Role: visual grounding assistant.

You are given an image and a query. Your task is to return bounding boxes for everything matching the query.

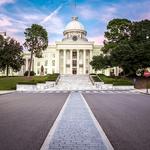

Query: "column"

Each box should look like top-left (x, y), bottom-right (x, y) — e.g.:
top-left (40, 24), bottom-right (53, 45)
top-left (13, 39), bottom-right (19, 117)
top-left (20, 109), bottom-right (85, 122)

top-left (26, 58), bottom-right (28, 71)
top-left (89, 50), bottom-right (93, 73)
top-left (70, 50), bottom-right (72, 74)
top-left (63, 50), bottom-right (66, 74)
top-left (83, 50), bottom-right (86, 74)
top-left (77, 50), bottom-right (79, 75)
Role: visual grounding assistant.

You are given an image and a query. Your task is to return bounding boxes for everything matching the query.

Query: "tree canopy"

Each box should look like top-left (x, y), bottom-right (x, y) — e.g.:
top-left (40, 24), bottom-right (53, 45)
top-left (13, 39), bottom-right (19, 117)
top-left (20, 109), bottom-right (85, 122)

top-left (0, 35), bottom-right (24, 76)
top-left (24, 24), bottom-right (48, 77)
top-left (90, 54), bottom-right (111, 71)
top-left (90, 19), bottom-right (150, 76)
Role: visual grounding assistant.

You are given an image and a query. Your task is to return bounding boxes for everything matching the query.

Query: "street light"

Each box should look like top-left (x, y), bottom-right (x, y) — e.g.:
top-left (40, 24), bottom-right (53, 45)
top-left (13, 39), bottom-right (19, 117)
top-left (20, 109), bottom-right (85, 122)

top-left (145, 35), bottom-right (149, 94)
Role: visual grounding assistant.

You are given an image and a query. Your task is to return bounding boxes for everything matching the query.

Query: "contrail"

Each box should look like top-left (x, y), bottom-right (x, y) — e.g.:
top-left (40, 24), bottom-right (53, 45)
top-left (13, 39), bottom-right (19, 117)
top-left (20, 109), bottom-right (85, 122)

top-left (41, 4), bottom-right (62, 24)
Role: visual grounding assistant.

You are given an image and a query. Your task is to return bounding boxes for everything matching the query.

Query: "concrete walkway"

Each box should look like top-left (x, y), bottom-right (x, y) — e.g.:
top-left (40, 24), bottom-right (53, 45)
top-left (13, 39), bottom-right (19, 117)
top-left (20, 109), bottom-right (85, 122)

top-left (135, 89), bottom-right (150, 94)
top-left (0, 90), bottom-right (15, 95)
top-left (41, 92), bottom-right (113, 150)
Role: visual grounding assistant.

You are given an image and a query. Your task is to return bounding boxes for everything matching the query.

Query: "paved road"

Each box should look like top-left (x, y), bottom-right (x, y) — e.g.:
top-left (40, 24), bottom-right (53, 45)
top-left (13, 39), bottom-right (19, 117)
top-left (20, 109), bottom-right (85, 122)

top-left (83, 93), bottom-right (150, 150)
top-left (0, 92), bottom-right (69, 150)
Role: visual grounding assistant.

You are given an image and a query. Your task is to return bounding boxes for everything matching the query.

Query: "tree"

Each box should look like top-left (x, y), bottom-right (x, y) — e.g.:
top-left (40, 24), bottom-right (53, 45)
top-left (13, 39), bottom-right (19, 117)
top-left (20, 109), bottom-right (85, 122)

top-left (24, 24), bottom-right (48, 77)
top-left (0, 35), bottom-right (24, 76)
top-left (90, 54), bottom-right (111, 71)
top-left (102, 18), bottom-right (132, 54)
top-left (95, 19), bottom-right (150, 76)
top-left (90, 19), bottom-right (133, 75)
top-left (109, 20), bottom-right (150, 76)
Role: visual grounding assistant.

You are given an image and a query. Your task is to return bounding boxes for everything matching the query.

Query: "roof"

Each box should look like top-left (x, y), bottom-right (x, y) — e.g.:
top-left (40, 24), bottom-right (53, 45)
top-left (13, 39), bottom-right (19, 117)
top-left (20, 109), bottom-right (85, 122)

top-left (64, 16), bottom-right (85, 31)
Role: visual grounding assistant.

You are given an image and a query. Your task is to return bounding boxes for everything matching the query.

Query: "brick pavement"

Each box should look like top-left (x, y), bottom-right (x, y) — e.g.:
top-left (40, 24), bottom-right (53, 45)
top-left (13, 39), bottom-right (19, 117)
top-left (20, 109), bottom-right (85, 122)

top-left (41, 92), bottom-right (113, 150)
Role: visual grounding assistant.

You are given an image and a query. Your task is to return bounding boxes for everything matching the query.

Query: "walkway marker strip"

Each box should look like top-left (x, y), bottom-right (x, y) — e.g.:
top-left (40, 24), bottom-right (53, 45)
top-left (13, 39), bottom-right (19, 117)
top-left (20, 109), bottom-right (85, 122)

top-left (40, 93), bottom-right (71, 150)
top-left (80, 93), bottom-right (114, 150)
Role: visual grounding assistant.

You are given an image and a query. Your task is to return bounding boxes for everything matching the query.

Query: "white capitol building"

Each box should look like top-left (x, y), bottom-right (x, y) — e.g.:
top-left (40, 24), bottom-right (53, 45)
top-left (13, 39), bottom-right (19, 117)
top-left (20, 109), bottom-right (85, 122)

top-left (1, 16), bottom-right (120, 76)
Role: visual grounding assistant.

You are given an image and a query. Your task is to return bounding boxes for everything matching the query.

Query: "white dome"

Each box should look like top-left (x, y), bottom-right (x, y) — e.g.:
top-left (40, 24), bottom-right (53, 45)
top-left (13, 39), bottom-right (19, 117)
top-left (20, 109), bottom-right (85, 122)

top-left (64, 17), bottom-right (85, 31)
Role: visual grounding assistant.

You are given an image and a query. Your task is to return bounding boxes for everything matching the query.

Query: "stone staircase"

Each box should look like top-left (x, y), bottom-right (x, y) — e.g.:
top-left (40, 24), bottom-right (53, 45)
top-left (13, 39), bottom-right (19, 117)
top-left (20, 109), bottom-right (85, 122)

top-left (17, 75), bottom-right (134, 91)
top-left (47, 75), bottom-right (96, 91)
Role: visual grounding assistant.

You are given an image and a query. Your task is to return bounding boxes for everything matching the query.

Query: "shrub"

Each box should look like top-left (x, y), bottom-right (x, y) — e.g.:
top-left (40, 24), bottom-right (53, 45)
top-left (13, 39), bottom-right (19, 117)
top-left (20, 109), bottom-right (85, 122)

top-left (24, 71), bottom-right (36, 76)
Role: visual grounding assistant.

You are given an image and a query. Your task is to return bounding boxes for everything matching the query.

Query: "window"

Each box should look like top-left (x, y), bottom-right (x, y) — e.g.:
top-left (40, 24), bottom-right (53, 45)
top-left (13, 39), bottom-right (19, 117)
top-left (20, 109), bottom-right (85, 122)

top-left (66, 64), bottom-right (70, 67)
top-left (72, 60), bottom-right (77, 67)
top-left (45, 60), bottom-right (48, 66)
top-left (53, 54), bottom-right (55, 58)
top-left (45, 68), bottom-right (47, 74)
top-left (72, 51), bottom-right (77, 59)
top-left (52, 60), bottom-right (55, 66)
top-left (52, 68), bottom-right (55, 74)
top-left (37, 69), bottom-right (40, 74)
top-left (79, 51), bottom-right (82, 60)
top-left (79, 64), bottom-right (83, 67)
top-left (37, 62), bottom-right (40, 66)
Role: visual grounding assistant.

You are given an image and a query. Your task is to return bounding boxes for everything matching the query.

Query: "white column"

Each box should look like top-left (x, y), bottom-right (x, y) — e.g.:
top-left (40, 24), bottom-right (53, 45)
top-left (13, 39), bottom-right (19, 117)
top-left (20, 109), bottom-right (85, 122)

top-left (77, 49), bottom-right (79, 74)
top-left (63, 50), bottom-right (66, 74)
top-left (70, 50), bottom-right (72, 74)
top-left (89, 50), bottom-right (93, 73)
top-left (83, 50), bottom-right (86, 74)
top-left (26, 58), bottom-right (28, 71)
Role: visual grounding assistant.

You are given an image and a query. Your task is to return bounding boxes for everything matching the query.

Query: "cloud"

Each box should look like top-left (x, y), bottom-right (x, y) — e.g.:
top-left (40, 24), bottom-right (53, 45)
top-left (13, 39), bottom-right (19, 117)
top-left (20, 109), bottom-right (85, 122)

top-left (77, 4), bottom-right (117, 23)
top-left (0, 17), bottom-right (12, 26)
top-left (100, 6), bottom-right (117, 22)
top-left (77, 5), bottom-right (97, 20)
top-left (0, 0), bottom-right (15, 5)
top-left (140, 12), bottom-right (150, 19)
top-left (88, 35), bottom-right (104, 45)
top-left (40, 5), bottom-right (65, 35)
top-left (0, 4), bottom-right (65, 44)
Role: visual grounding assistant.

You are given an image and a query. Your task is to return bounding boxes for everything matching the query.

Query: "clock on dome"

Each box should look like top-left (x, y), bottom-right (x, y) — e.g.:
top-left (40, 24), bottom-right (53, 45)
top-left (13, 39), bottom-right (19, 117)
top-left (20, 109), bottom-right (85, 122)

top-left (72, 35), bottom-right (78, 41)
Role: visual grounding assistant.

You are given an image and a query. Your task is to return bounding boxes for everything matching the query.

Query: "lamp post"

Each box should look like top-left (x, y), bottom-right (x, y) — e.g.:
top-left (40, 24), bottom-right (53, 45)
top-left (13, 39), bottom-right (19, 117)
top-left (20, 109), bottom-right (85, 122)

top-left (145, 35), bottom-right (149, 94)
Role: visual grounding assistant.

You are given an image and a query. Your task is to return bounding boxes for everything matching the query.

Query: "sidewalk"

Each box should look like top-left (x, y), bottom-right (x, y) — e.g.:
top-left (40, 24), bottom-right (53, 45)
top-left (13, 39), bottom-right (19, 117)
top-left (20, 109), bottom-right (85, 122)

top-left (41, 92), bottom-right (113, 150)
top-left (135, 89), bottom-right (150, 94)
top-left (0, 90), bottom-right (15, 95)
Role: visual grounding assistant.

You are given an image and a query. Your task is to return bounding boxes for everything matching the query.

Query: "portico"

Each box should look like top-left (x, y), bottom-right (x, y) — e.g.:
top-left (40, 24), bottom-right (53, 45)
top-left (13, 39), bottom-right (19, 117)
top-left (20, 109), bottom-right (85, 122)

top-left (59, 49), bottom-right (92, 74)
top-left (56, 16), bottom-right (94, 75)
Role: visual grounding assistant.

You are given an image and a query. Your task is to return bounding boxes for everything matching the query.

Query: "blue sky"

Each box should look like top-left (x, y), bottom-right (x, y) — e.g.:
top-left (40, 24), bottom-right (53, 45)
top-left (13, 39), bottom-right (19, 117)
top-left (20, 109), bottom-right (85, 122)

top-left (0, 0), bottom-right (150, 45)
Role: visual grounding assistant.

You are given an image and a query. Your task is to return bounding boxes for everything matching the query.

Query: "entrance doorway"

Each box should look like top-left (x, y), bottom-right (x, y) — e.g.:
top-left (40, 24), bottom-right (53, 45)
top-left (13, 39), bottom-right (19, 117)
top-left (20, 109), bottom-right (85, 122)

top-left (72, 68), bottom-right (77, 74)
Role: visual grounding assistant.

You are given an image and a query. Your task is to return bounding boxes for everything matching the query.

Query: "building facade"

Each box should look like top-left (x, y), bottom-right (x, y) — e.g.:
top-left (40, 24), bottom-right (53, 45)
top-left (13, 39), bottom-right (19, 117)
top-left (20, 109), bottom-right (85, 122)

top-left (23, 16), bottom-right (104, 76)
top-left (1, 16), bottom-right (118, 76)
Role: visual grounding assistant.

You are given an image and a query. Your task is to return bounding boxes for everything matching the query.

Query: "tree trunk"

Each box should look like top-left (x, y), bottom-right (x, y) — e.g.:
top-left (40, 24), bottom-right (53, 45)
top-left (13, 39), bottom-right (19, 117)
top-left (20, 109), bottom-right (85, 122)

top-left (28, 50), bottom-right (33, 77)
top-left (6, 65), bottom-right (9, 77)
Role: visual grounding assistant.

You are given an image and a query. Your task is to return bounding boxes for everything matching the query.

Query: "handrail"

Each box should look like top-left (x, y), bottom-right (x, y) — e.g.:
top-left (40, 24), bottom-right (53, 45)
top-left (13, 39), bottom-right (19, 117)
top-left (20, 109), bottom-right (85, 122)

top-left (55, 74), bottom-right (60, 85)
top-left (89, 74), bottom-right (95, 85)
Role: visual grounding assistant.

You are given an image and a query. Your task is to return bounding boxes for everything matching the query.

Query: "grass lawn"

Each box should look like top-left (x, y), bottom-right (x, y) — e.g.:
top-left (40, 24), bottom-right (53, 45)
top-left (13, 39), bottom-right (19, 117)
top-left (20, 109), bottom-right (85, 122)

top-left (0, 74), bottom-right (59, 90)
top-left (98, 74), bottom-right (133, 86)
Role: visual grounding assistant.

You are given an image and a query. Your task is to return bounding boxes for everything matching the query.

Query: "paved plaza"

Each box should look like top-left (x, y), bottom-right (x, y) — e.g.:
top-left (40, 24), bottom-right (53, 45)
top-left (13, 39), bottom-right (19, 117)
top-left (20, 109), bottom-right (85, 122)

top-left (41, 92), bottom-right (113, 150)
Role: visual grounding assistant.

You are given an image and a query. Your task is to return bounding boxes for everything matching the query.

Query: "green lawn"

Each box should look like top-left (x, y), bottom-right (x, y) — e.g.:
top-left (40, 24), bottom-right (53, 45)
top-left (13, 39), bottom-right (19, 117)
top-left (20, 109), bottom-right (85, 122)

top-left (0, 74), bottom-right (59, 90)
top-left (98, 74), bottom-right (133, 86)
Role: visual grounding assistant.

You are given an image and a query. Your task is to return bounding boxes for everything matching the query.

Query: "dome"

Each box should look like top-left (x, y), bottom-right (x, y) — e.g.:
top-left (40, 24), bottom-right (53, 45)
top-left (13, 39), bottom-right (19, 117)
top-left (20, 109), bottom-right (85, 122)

top-left (62, 16), bottom-right (88, 42)
top-left (64, 16), bottom-right (85, 31)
